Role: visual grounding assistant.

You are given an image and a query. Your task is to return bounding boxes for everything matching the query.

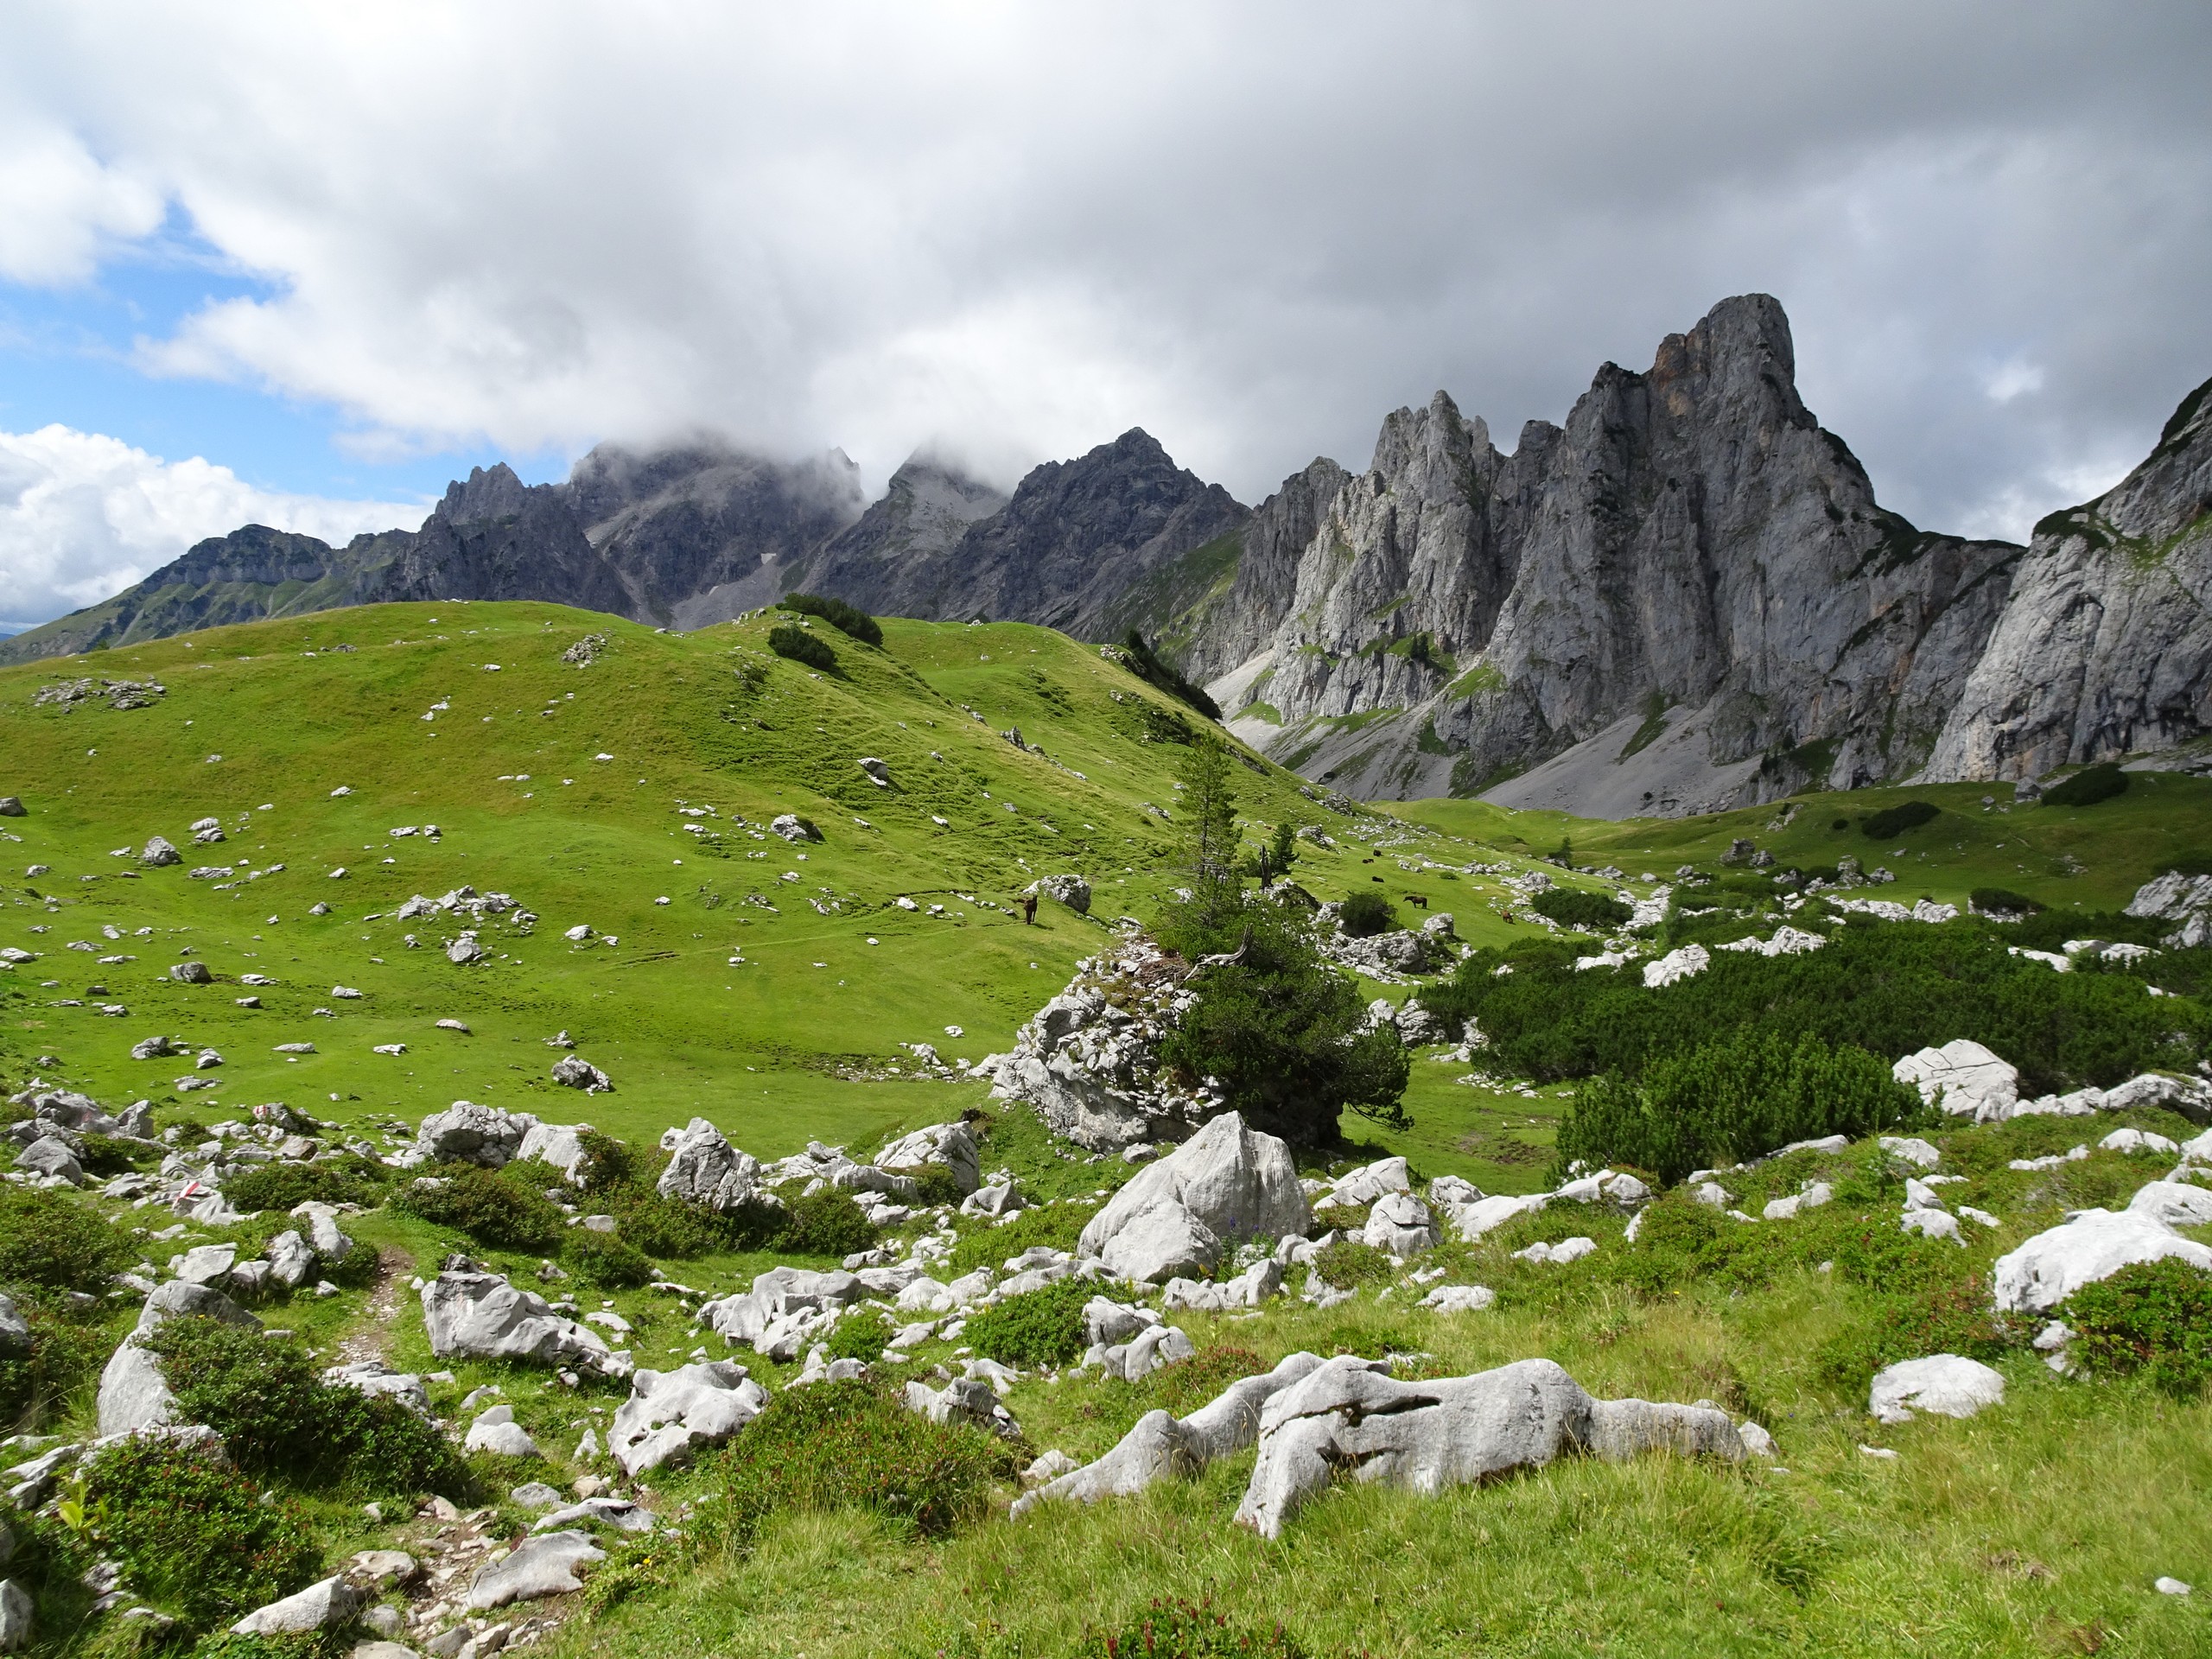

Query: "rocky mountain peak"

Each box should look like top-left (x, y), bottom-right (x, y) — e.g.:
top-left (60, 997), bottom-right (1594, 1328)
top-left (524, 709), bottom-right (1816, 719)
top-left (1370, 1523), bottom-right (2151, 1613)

top-left (433, 462), bottom-right (533, 527)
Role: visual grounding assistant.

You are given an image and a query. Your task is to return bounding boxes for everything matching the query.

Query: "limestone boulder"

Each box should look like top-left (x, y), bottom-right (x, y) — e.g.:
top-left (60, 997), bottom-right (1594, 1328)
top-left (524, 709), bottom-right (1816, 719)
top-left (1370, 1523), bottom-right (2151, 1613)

top-left (608, 1360), bottom-right (768, 1476)
top-left (517, 1122), bottom-right (595, 1183)
top-left (1893, 1039), bottom-right (2018, 1122)
top-left (420, 1272), bottom-right (628, 1376)
top-left (1868, 1355), bottom-right (2006, 1424)
top-left (414, 1102), bottom-right (537, 1168)
top-left (1233, 1356), bottom-right (1744, 1539)
top-left (1993, 1209), bottom-right (2212, 1313)
top-left (97, 1281), bottom-right (259, 1437)
top-left (465, 1531), bottom-right (605, 1609)
top-left (874, 1120), bottom-right (982, 1194)
top-left (229, 1575), bottom-right (365, 1637)
top-left (1362, 1192), bottom-right (1440, 1257)
top-left (657, 1118), bottom-right (769, 1212)
top-left (1078, 1112), bottom-right (1307, 1282)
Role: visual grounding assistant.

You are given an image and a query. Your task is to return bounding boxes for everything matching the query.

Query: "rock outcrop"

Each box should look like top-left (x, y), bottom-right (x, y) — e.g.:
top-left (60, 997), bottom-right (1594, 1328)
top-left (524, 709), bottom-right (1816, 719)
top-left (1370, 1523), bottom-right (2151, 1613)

top-left (1077, 1111), bottom-right (1309, 1282)
top-left (1924, 375), bottom-right (2212, 782)
top-left (1233, 1356), bottom-right (1746, 1538)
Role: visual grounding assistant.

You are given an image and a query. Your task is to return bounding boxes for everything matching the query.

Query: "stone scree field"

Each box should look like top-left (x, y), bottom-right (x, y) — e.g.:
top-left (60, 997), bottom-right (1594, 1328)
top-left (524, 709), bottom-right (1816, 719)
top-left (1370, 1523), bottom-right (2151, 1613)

top-left (0, 602), bottom-right (2208, 1657)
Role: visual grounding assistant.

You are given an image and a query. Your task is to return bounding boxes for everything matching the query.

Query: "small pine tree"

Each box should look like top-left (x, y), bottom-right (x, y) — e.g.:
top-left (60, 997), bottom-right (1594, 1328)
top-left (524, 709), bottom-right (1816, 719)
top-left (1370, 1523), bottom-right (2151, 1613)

top-left (1176, 741), bottom-right (1241, 929)
top-left (1266, 822), bottom-right (1298, 880)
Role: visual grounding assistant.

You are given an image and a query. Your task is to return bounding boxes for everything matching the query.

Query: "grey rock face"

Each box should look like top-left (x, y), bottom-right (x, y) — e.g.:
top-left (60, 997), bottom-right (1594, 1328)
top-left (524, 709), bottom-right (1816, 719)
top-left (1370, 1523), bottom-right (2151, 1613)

top-left (1208, 296), bottom-right (2020, 814)
top-left (0, 1296), bottom-right (29, 1358)
top-left (873, 1121), bottom-right (982, 1194)
top-left (14, 1136), bottom-right (82, 1185)
top-left (1927, 376), bottom-right (2212, 781)
top-left (465, 1530), bottom-right (606, 1609)
top-left (1078, 1110), bottom-right (1310, 1282)
top-left (657, 1118), bottom-right (767, 1211)
top-left (1234, 1355), bottom-right (1745, 1538)
top-left (419, 1271), bottom-right (627, 1376)
top-left (98, 1281), bottom-right (260, 1436)
top-left (608, 1360), bottom-right (768, 1476)
top-left (549, 1055), bottom-right (612, 1094)
top-left (229, 1574), bottom-right (365, 1637)
top-left (414, 1102), bottom-right (537, 1167)
top-left (796, 456), bottom-right (1011, 619)
top-left (0, 1579), bottom-right (29, 1651)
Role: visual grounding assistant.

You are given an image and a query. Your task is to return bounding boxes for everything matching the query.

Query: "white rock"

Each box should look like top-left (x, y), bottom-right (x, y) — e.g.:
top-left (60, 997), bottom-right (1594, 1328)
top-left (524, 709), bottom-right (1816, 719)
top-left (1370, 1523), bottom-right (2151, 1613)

top-left (1079, 1113), bottom-right (1311, 1283)
top-left (1160, 1258), bottom-right (1284, 1313)
top-left (2100, 1128), bottom-right (2179, 1156)
top-left (464, 1531), bottom-right (605, 1609)
top-left (1361, 1192), bottom-right (1440, 1257)
top-left (2156, 1576), bottom-right (2193, 1596)
top-left (1901, 1208), bottom-right (1963, 1243)
top-left (2128, 1179), bottom-right (2212, 1228)
top-left (0, 1580), bottom-right (29, 1653)
top-left (517, 1122), bottom-right (595, 1184)
top-left (1512, 1236), bottom-right (1596, 1265)
top-left (1642, 944), bottom-right (1710, 988)
top-left (98, 1281), bottom-right (259, 1436)
top-left (414, 1102), bottom-right (537, 1167)
top-left (608, 1361), bottom-right (768, 1476)
top-left (464, 1405), bottom-right (542, 1458)
top-left (229, 1574), bottom-right (365, 1636)
top-left (656, 1118), bottom-right (768, 1212)
top-left (1868, 1355), bottom-right (2005, 1424)
top-left (1879, 1136), bottom-right (1942, 1168)
top-left (1436, 1192), bottom-right (1547, 1241)
top-left (1416, 1285), bottom-right (1496, 1313)
top-left (1892, 1039), bottom-right (2018, 1122)
top-left (1233, 1356), bottom-right (1744, 1539)
top-left (420, 1272), bottom-right (628, 1376)
top-left (1993, 1209), bottom-right (2212, 1312)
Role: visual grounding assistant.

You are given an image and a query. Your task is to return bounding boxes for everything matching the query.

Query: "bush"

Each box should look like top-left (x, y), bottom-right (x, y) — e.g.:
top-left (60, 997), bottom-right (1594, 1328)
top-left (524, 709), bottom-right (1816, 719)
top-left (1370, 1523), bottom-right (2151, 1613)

top-left (0, 1297), bottom-right (116, 1429)
top-left (1155, 895), bottom-right (1409, 1145)
top-left (565, 1228), bottom-right (653, 1288)
top-left (224, 1160), bottom-right (378, 1215)
top-left (82, 1437), bottom-right (322, 1631)
top-left (1336, 890), bottom-right (1398, 938)
top-left (391, 1166), bottom-right (565, 1253)
top-left (572, 1130), bottom-right (639, 1192)
top-left (601, 1180), bottom-right (775, 1257)
top-left (823, 1310), bottom-right (890, 1363)
top-left (1554, 1029), bottom-right (1926, 1185)
top-left (696, 1378), bottom-right (1014, 1553)
top-left (777, 1187), bottom-right (876, 1258)
top-left (75, 1134), bottom-right (149, 1176)
top-left (1861, 800), bottom-right (1941, 839)
top-left (961, 1280), bottom-right (1091, 1368)
top-left (1530, 887), bottom-right (1633, 932)
top-left (1080, 1598), bottom-right (1307, 1657)
top-left (2042, 762), bottom-right (2130, 808)
top-left (1416, 918), bottom-right (2210, 1098)
top-left (780, 593), bottom-right (883, 647)
top-left (1306, 1239), bottom-right (1397, 1288)
top-left (947, 1200), bottom-right (1099, 1278)
top-left (0, 1186), bottom-right (130, 1291)
top-left (144, 1316), bottom-right (471, 1497)
top-left (2063, 1258), bottom-right (2212, 1396)
top-left (1811, 1276), bottom-right (2030, 1397)
top-left (1970, 887), bottom-right (2044, 918)
top-left (1116, 629), bottom-right (1221, 720)
top-left (766, 623), bottom-right (837, 672)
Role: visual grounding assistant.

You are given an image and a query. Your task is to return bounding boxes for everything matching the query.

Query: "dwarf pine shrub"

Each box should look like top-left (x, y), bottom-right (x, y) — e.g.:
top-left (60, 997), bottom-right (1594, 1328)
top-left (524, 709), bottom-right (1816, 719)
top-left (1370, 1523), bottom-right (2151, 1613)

top-left (565, 1227), bottom-right (654, 1288)
top-left (962, 1280), bottom-right (1091, 1367)
top-left (767, 623), bottom-right (837, 672)
top-left (0, 1187), bottom-right (131, 1292)
top-left (391, 1166), bottom-right (565, 1253)
top-left (2064, 1258), bottom-right (2212, 1396)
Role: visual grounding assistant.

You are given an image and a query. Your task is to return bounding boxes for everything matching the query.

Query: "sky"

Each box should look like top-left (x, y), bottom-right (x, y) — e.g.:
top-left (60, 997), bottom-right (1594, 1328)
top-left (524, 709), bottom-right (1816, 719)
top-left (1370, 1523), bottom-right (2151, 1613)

top-left (1, 2), bottom-right (2209, 631)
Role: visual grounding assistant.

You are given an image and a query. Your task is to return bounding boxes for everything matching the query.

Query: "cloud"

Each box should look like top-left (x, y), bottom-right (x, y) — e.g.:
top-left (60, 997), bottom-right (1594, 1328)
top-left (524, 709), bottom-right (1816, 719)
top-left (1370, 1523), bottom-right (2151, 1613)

top-left (0, 0), bottom-right (2205, 562)
top-left (0, 424), bottom-right (417, 627)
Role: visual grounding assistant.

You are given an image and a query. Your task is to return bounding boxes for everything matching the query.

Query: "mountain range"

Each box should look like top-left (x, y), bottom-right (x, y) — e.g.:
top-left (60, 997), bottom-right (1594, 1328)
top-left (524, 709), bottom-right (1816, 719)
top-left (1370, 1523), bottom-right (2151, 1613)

top-left (10, 295), bottom-right (2208, 817)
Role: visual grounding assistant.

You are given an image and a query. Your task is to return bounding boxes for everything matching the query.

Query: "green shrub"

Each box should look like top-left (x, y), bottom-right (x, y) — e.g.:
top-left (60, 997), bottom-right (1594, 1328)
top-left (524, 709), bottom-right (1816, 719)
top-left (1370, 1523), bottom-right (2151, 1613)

top-left (572, 1130), bottom-right (639, 1192)
top-left (2064, 1258), bottom-right (2212, 1396)
top-left (1861, 800), bottom-right (1941, 839)
top-left (144, 1316), bottom-right (471, 1497)
top-left (391, 1166), bottom-right (565, 1253)
top-left (1531, 887), bottom-right (1632, 931)
top-left (1155, 895), bottom-right (1409, 1145)
top-left (696, 1378), bottom-right (1014, 1553)
top-left (74, 1134), bottom-right (149, 1176)
top-left (2041, 763), bottom-right (2129, 808)
top-left (823, 1310), bottom-right (889, 1363)
top-left (908, 1162), bottom-right (969, 1209)
top-left (947, 1200), bottom-right (1098, 1278)
top-left (1416, 918), bottom-right (2209, 1097)
top-left (322, 1236), bottom-right (382, 1287)
top-left (1080, 1597), bottom-right (1307, 1656)
top-left (766, 623), bottom-right (837, 672)
top-left (961, 1280), bottom-right (1092, 1367)
top-left (1336, 890), bottom-right (1398, 938)
top-left (780, 593), bottom-right (883, 648)
top-left (1306, 1239), bottom-right (1397, 1287)
top-left (189, 1635), bottom-right (352, 1659)
top-left (777, 1187), bottom-right (876, 1258)
top-left (1554, 1029), bottom-right (1925, 1185)
top-left (82, 1437), bottom-right (322, 1631)
top-left (224, 1160), bottom-right (378, 1215)
top-left (1811, 1276), bottom-right (2030, 1396)
top-left (1116, 629), bottom-right (1222, 720)
top-left (0, 1296), bottom-right (117, 1429)
top-left (1969, 887), bottom-right (2044, 918)
top-left (600, 1180), bottom-right (772, 1257)
top-left (565, 1227), bottom-right (653, 1288)
top-left (0, 1186), bottom-right (131, 1291)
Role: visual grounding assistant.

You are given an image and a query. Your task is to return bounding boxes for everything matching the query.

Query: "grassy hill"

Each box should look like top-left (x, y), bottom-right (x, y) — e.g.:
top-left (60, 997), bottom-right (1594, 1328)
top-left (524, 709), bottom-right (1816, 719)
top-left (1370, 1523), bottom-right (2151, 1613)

top-left (4, 602), bottom-right (2212, 1659)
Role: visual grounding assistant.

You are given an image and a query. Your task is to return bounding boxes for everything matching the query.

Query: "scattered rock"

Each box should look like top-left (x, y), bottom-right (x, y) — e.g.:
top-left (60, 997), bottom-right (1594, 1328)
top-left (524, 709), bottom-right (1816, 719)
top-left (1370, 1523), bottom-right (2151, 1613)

top-left (169, 962), bottom-right (213, 984)
top-left (464, 1531), bottom-right (606, 1610)
top-left (415, 1103), bottom-right (537, 1168)
top-left (657, 1119), bottom-right (769, 1212)
top-left (770, 814), bottom-right (822, 843)
top-left (1362, 1192), bottom-right (1440, 1257)
top-left (874, 1121), bottom-right (981, 1194)
top-left (140, 837), bottom-right (180, 868)
top-left (1868, 1355), bottom-right (2005, 1424)
top-left (230, 1575), bottom-right (365, 1637)
top-left (420, 1272), bottom-right (628, 1376)
top-left (464, 1405), bottom-right (542, 1457)
top-left (550, 1056), bottom-right (612, 1093)
top-left (1030, 874), bottom-right (1092, 913)
top-left (98, 1281), bottom-right (259, 1436)
top-left (1417, 1285), bottom-right (1496, 1313)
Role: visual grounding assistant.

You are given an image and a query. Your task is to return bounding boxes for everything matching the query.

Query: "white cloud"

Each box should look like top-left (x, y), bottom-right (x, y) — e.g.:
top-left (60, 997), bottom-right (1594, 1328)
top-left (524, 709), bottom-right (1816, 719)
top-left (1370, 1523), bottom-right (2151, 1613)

top-left (0, 425), bottom-right (417, 627)
top-left (0, 2), bottom-right (2205, 550)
